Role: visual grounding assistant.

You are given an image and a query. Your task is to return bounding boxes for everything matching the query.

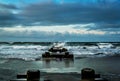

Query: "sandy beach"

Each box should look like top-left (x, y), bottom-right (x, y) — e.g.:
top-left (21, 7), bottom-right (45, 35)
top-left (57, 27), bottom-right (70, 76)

top-left (0, 56), bottom-right (120, 81)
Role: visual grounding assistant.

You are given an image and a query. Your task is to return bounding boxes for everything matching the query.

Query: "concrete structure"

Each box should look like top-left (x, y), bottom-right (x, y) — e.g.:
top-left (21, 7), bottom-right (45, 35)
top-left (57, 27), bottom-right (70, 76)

top-left (10, 68), bottom-right (108, 81)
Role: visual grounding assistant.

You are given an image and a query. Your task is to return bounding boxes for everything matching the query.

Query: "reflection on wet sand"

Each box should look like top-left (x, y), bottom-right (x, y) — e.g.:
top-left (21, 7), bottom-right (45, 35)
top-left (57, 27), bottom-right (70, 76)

top-left (64, 59), bottom-right (74, 67)
top-left (42, 58), bottom-right (74, 68)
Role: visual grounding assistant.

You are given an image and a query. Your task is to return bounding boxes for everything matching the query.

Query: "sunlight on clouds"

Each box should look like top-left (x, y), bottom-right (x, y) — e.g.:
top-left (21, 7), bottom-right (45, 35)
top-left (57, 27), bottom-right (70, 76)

top-left (75, 29), bottom-right (105, 35)
top-left (0, 24), bottom-right (106, 35)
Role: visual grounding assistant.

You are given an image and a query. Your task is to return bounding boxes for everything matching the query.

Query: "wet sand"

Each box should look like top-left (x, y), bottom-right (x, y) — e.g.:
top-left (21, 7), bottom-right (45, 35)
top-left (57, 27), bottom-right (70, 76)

top-left (0, 56), bottom-right (120, 81)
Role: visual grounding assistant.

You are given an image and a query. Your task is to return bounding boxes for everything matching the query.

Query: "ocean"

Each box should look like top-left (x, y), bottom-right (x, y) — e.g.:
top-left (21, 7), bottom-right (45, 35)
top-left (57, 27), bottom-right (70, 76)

top-left (0, 42), bottom-right (120, 81)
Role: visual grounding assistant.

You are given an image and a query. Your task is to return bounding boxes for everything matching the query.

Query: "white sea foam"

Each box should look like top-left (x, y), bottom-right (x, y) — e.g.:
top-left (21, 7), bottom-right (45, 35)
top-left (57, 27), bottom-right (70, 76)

top-left (0, 59), bottom-right (9, 64)
top-left (0, 45), bottom-right (48, 61)
top-left (0, 43), bottom-right (120, 61)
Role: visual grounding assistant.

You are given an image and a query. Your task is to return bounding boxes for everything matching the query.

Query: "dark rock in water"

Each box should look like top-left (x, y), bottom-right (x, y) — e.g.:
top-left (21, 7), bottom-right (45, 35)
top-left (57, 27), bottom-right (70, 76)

top-left (80, 68), bottom-right (108, 81)
top-left (35, 57), bottom-right (41, 61)
top-left (10, 68), bottom-right (109, 81)
top-left (42, 44), bottom-right (74, 59)
top-left (42, 53), bottom-right (74, 59)
top-left (48, 47), bottom-right (68, 52)
top-left (81, 68), bottom-right (95, 79)
top-left (27, 70), bottom-right (40, 81)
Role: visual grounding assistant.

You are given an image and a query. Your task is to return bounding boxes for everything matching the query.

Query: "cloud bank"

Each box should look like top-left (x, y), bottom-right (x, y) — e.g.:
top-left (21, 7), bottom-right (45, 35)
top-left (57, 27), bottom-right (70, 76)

top-left (0, 0), bottom-right (120, 42)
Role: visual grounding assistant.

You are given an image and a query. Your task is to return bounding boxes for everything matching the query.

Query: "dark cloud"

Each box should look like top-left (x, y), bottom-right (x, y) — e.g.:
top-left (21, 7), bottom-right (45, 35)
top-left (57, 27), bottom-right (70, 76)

top-left (86, 22), bottom-right (120, 31)
top-left (0, 0), bottom-right (120, 42)
top-left (0, 11), bottom-right (20, 27)
top-left (0, 3), bottom-right (20, 27)
top-left (0, 1), bottom-right (120, 29)
top-left (20, 2), bottom-right (120, 23)
top-left (0, 3), bottom-right (18, 9)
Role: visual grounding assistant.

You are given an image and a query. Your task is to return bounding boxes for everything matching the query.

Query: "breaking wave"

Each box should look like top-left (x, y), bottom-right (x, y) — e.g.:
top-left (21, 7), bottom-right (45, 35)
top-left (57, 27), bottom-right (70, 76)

top-left (0, 42), bottom-right (120, 61)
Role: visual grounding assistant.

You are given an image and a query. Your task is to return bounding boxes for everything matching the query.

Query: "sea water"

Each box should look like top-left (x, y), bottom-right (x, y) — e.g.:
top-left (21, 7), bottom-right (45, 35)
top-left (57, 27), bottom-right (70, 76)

top-left (0, 42), bottom-right (120, 61)
top-left (0, 42), bottom-right (120, 81)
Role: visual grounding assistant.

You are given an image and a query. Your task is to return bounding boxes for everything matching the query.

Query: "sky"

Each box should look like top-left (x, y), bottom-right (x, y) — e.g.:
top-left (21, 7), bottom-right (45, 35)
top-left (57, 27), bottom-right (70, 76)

top-left (0, 0), bottom-right (120, 42)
